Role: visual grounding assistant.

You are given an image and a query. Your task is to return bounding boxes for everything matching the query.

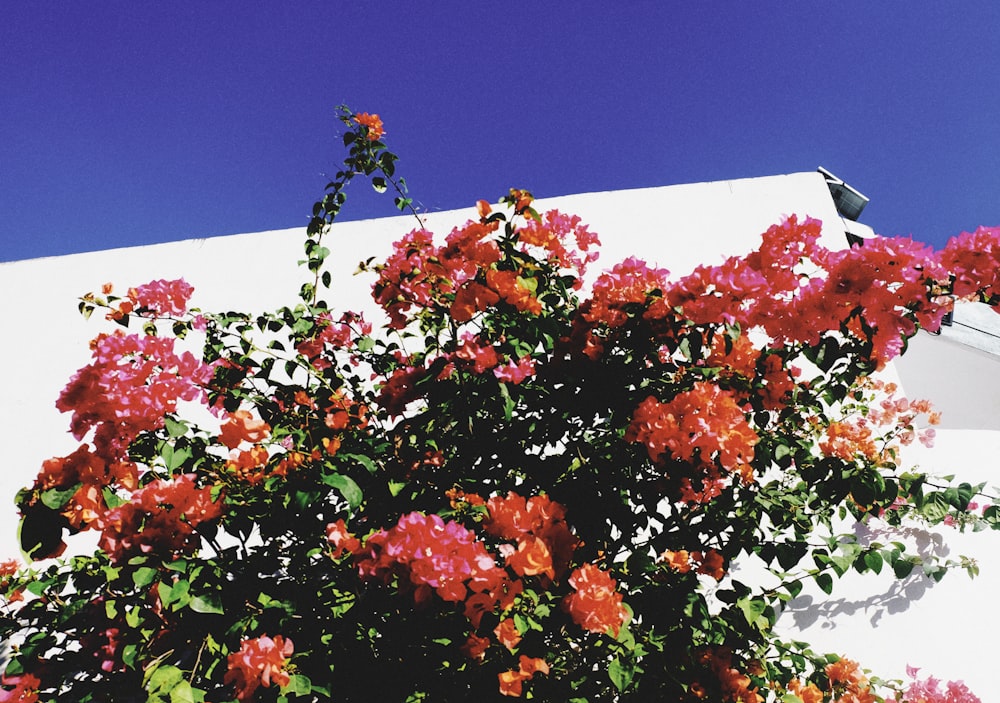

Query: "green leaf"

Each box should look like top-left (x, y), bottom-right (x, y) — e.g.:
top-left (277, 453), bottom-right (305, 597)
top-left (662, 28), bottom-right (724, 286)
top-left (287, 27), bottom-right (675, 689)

top-left (103, 486), bottom-right (127, 509)
top-left (323, 473), bottom-right (363, 509)
top-left (133, 567), bottom-right (159, 589)
top-left (738, 597), bottom-right (765, 624)
top-left (147, 664), bottom-right (184, 693)
top-left (893, 559), bottom-right (915, 579)
top-left (784, 579), bottom-right (803, 599)
top-left (608, 657), bottom-right (632, 693)
top-left (40, 483), bottom-right (82, 510)
top-left (921, 493), bottom-right (949, 522)
top-left (343, 453), bottom-right (378, 474)
top-left (165, 416), bottom-right (188, 438)
top-left (169, 681), bottom-right (205, 703)
top-left (863, 550), bottom-right (883, 574)
top-left (281, 674), bottom-right (313, 697)
top-left (161, 443), bottom-right (193, 472)
top-left (18, 504), bottom-right (69, 560)
top-left (372, 177), bottom-right (387, 193)
top-left (125, 606), bottom-right (142, 628)
top-left (158, 579), bottom-right (192, 611)
top-left (189, 594), bottom-right (224, 615)
top-left (815, 573), bottom-right (833, 595)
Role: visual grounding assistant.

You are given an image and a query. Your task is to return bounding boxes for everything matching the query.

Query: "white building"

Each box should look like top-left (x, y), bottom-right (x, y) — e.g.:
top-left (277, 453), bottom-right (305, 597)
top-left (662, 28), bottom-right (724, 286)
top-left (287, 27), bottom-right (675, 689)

top-left (2, 170), bottom-right (997, 693)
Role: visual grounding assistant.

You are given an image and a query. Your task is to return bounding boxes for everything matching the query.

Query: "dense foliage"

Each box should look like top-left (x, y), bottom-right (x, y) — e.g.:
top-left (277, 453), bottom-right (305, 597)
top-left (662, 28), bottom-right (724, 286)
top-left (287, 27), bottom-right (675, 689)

top-left (1, 108), bottom-right (995, 702)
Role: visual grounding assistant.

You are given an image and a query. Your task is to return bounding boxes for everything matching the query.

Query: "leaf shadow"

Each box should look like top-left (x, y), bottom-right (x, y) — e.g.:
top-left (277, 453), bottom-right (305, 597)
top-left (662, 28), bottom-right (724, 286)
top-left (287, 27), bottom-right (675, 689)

top-left (780, 521), bottom-right (952, 630)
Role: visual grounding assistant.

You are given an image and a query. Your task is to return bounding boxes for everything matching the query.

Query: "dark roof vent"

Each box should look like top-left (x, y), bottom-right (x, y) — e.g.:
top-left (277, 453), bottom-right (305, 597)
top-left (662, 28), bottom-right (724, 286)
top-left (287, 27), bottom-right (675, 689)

top-left (845, 232), bottom-right (866, 248)
top-left (818, 167), bottom-right (869, 221)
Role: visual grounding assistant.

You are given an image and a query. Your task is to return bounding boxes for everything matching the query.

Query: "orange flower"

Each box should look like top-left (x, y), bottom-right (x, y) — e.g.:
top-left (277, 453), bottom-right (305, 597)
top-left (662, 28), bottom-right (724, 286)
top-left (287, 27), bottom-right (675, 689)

top-left (476, 199), bottom-right (492, 220)
top-left (219, 410), bottom-right (271, 450)
top-left (507, 188), bottom-right (534, 215)
top-left (826, 657), bottom-right (866, 686)
top-left (322, 436), bottom-right (341, 456)
top-left (445, 487), bottom-right (485, 508)
top-left (494, 618), bottom-right (522, 651)
top-left (660, 549), bottom-right (692, 573)
top-left (693, 549), bottom-right (726, 581)
top-left (821, 421), bottom-right (877, 462)
top-left (353, 112), bottom-right (385, 141)
top-left (518, 656), bottom-right (549, 676)
top-left (507, 535), bottom-right (554, 580)
top-left (451, 281), bottom-right (500, 322)
top-left (787, 678), bottom-right (823, 703)
top-left (293, 389), bottom-right (315, 408)
top-left (498, 656), bottom-right (549, 697)
top-left (225, 445), bottom-right (270, 484)
top-left (498, 669), bottom-right (525, 697)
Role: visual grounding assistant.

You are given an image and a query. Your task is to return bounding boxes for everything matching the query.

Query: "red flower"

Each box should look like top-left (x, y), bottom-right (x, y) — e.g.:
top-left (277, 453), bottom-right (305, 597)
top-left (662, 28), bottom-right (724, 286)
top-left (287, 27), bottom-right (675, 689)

top-left (585, 256), bottom-right (671, 329)
top-left (454, 333), bottom-right (500, 374)
top-left (224, 635), bottom-right (294, 701)
top-left (55, 332), bottom-right (213, 460)
top-left (98, 474), bottom-right (223, 563)
top-left (460, 633), bottom-right (490, 660)
top-left (562, 563), bottom-right (628, 636)
top-left (325, 519), bottom-right (361, 558)
top-left (0, 673), bottom-right (41, 703)
top-left (125, 278), bottom-right (194, 317)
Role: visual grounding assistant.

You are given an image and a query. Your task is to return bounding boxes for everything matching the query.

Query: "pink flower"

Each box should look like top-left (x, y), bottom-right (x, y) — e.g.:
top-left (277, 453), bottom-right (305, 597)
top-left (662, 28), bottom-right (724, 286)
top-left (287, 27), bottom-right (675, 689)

top-left (904, 665), bottom-right (981, 703)
top-left (493, 356), bottom-right (536, 384)
top-left (454, 333), bottom-right (499, 374)
top-left (117, 278), bottom-right (195, 317)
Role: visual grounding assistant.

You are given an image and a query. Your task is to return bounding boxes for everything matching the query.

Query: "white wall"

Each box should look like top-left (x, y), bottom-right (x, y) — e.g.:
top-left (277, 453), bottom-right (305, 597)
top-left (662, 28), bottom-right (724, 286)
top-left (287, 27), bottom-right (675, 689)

top-left (3, 172), bottom-right (995, 693)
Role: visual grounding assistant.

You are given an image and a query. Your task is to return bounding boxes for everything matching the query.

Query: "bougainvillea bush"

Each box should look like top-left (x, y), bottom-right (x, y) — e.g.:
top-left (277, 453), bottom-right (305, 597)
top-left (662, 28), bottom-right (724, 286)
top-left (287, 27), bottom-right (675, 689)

top-left (1, 108), bottom-right (995, 702)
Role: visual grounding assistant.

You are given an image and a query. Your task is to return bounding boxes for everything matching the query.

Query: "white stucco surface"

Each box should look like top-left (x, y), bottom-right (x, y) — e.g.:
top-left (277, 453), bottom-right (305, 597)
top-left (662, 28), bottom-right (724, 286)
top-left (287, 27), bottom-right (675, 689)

top-left (2, 172), bottom-right (997, 694)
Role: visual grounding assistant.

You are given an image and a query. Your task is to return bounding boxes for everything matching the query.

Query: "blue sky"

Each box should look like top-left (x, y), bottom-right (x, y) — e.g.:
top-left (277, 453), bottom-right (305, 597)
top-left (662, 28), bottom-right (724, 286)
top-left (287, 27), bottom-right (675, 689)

top-left (3, 3), bottom-right (999, 262)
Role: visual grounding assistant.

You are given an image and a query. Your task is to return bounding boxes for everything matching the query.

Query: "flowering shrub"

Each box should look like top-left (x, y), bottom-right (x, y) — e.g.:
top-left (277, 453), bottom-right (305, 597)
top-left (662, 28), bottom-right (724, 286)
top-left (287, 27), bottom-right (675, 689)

top-left (1, 107), bottom-right (996, 702)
